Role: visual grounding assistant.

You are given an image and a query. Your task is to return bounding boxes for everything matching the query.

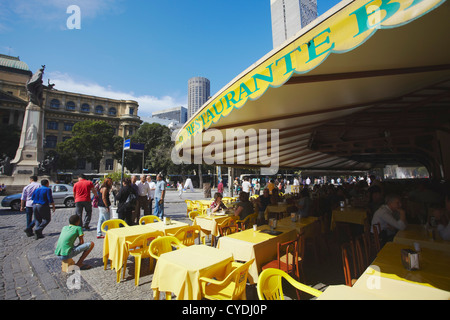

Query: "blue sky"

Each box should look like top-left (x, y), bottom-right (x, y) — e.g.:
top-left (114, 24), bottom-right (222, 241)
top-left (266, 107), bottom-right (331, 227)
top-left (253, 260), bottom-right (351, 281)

top-left (1, 0), bottom-right (342, 117)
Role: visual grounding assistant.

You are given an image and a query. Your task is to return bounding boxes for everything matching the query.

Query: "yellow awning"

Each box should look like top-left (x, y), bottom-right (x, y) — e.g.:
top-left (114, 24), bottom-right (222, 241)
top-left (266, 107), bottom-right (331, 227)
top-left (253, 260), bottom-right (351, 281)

top-left (175, 0), bottom-right (450, 175)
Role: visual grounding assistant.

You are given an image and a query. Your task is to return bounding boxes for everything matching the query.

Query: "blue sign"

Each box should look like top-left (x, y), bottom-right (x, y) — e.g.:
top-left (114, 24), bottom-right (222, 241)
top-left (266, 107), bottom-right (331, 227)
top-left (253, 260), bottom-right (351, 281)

top-left (124, 139), bottom-right (144, 152)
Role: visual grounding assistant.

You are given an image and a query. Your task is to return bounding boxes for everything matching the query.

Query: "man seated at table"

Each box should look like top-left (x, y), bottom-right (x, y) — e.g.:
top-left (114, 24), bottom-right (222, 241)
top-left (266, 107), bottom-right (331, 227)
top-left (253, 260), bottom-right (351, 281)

top-left (55, 215), bottom-right (95, 270)
top-left (371, 194), bottom-right (407, 246)
top-left (234, 191), bottom-right (254, 220)
top-left (296, 188), bottom-right (311, 218)
top-left (210, 192), bottom-right (227, 213)
top-left (255, 188), bottom-right (271, 224)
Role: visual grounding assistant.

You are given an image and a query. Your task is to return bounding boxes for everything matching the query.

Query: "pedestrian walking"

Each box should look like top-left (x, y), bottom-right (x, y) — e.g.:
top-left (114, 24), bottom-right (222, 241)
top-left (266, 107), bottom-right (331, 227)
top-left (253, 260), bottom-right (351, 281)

top-left (96, 178), bottom-right (112, 238)
top-left (153, 173), bottom-right (166, 219)
top-left (21, 175), bottom-right (40, 237)
top-left (73, 174), bottom-right (98, 230)
top-left (31, 179), bottom-right (55, 239)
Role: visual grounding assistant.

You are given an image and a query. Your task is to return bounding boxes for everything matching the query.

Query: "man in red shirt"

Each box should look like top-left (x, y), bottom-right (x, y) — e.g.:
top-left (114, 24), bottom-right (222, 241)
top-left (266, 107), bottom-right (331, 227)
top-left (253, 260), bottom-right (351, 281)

top-left (73, 174), bottom-right (98, 230)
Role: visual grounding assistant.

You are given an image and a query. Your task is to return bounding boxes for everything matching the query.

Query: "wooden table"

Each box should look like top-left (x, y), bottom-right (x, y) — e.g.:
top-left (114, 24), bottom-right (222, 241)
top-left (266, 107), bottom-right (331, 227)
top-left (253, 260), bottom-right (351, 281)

top-left (354, 242), bottom-right (450, 293)
top-left (394, 224), bottom-right (450, 253)
top-left (330, 206), bottom-right (367, 230)
top-left (216, 225), bottom-right (297, 284)
top-left (151, 245), bottom-right (234, 300)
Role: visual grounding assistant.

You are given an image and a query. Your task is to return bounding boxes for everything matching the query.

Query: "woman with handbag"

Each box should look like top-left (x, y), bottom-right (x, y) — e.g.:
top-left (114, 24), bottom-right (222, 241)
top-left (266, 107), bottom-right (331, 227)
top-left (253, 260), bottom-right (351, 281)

top-left (115, 178), bottom-right (136, 226)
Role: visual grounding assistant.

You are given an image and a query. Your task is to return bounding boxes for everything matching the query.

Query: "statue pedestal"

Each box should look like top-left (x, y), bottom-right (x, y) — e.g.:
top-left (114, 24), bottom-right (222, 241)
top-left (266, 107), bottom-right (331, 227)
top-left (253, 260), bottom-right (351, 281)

top-left (11, 102), bottom-right (44, 177)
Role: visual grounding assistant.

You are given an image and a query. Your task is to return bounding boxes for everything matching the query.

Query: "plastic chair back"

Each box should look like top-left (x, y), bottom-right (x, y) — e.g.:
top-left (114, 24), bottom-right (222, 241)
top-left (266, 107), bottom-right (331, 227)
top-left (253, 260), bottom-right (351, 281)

top-left (257, 268), bottom-right (323, 300)
top-left (149, 236), bottom-right (186, 260)
top-left (188, 210), bottom-right (201, 222)
top-left (101, 219), bottom-right (128, 233)
top-left (173, 225), bottom-right (203, 246)
top-left (199, 259), bottom-right (254, 300)
top-left (139, 215), bottom-right (161, 225)
top-left (217, 217), bottom-right (238, 237)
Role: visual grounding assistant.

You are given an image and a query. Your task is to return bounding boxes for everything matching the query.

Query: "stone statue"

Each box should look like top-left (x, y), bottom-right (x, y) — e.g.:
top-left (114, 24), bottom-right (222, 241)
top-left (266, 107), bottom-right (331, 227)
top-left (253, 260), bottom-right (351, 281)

top-left (26, 65), bottom-right (45, 107)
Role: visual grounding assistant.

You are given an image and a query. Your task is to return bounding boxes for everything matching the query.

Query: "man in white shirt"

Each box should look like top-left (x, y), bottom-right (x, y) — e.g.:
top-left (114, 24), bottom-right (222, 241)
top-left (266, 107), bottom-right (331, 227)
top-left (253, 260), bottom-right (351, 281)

top-left (371, 194), bottom-right (407, 245)
top-left (241, 177), bottom-right (253, 195)
top-left (147, 175), bottom-right (156, 213)
top-left (134, 174), bottom-right (151, 224)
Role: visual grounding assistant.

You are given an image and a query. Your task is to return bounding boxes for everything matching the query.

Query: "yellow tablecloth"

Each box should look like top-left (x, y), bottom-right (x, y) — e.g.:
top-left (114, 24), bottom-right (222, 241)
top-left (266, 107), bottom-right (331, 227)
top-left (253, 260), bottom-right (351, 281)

top-left (151, 245), bottom-right (234, 300)
top-left (354, 242), bottom-right (450, 292)
top-left (103, 224), bottom-right (157, 272)
top-left (330, 207), bottom-right (367, 230)
top-left (276, 216), bottom-right (318, 238)
top-left (194, 213), bottom-right (233, 237)
top-left (216, 225), bottom-right (297, 284)
top-left (148, 220), bottom-right (189, 236)
top-left (394, 224), bottom-right (450, 253)
top-left (317, 285), bottom-right (384, 300)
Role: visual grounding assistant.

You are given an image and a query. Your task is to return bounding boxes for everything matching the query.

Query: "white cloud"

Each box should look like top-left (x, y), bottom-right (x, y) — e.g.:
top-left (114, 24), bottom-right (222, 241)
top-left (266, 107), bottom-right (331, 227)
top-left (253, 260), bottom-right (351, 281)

top-left (46, 71), bottom-right (187, 117)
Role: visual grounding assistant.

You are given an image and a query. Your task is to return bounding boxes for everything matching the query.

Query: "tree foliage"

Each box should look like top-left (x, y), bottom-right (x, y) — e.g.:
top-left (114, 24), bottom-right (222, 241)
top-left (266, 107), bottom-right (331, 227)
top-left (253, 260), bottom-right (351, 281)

top-left (56, 120), bottom-right (115, 170)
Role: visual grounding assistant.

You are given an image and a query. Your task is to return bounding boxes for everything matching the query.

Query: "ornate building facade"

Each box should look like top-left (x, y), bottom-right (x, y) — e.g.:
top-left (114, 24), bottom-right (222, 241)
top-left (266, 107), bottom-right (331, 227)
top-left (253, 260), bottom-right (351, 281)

top-left (0, 54), bottom-right (142, 173)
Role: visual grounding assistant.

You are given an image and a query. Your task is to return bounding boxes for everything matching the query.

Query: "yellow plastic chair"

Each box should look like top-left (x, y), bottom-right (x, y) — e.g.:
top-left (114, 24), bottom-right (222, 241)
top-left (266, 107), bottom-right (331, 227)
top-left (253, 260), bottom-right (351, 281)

top-left (257, 268), bottom-right (323, 300)
top-left (235, 213), bottom-right (258, 231)
top-left (217, 217), bottom-right (238, 237)
top-left (185, 199), bottom-right (198, 217)
top-left (199, 259), bottom-right (255, 300)
top-left (101, 219), bottom-right (129, 270)
top-left (139, 215), bottom-right (161, 225)
top-left (121, 231), bottom-right (164, 285)
top-left (149, 236), bottom-right (186, 261)
top-left (188, 210), bottom-right (202, 222)
top-left (149, 236), bottom-right (186, 300)
top-left (101, 218), bottom-right (128, 233)
top-left (172, 225), bottom-right (205, 246)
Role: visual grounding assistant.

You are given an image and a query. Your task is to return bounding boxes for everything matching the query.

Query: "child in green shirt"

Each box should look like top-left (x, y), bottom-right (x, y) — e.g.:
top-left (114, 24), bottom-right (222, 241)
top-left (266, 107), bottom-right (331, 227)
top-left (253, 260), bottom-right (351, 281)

top-left (55, 215), bottom-right (94, 270)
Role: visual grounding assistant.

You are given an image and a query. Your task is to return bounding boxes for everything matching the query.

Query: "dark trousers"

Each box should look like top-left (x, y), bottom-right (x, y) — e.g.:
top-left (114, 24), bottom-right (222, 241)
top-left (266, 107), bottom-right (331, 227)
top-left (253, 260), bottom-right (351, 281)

top-left (34, 204), bottom-right (51, 234)
top-left (75, 201), bottom-right (92, 228)
top-left (133, 196), bottom-right (149, 224)
top-left (25, 206), bottom-right (35, 230)
top-left (118, 209), bottom-right (133, 226)
top-left (148, 198), bottom-right (153, 214)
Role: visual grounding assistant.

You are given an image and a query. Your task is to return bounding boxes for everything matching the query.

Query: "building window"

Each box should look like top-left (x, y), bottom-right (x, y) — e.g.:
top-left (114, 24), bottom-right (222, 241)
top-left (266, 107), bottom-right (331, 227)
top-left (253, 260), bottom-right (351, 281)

top-left (95, 105), bottom-right (104, 114)
top-left (128, 127), bottom-right (133, 136)
top-left (45, 135), bottom-right (57, 148)
top-left (129, 107), bottom-right (134, 115)
top-left (64, 123), bottom-right (74, 131)
top-left (47, 121), bottom-right (58, 130)
top-left (66, 101), bottom-right (76, 111)
top-left (50, 99), bottom-right (60, 109)
top-left (105, 159), bottom-right (114, 171)
top-left (81, 103), bottom-right (90, 112)
top-left (108, 107), bottom-right (117, 116)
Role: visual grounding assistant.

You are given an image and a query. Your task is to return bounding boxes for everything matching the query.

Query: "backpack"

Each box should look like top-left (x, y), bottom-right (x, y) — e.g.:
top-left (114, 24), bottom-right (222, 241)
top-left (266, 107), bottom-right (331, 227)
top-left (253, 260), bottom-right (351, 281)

top-left (125, 190), bottom-right (137, 209)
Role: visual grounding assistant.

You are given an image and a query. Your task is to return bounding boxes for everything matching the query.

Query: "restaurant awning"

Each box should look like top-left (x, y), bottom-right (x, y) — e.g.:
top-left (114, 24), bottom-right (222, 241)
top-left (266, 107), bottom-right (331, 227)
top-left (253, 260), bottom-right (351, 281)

top-left (175, 0), bottom-right (450, 178)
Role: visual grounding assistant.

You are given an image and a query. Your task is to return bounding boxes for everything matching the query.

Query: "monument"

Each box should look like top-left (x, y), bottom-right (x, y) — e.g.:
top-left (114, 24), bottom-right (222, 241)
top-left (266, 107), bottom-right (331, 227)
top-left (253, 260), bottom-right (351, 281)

top-left (10, 65), bottom-right (46, 182)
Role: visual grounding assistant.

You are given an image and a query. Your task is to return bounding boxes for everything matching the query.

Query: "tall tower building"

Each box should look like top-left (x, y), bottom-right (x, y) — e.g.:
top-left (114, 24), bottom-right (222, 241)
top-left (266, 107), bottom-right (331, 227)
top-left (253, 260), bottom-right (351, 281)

top-left (188, 77), bottom-right (210, 119)
top-left (270, 0), bottom-right (318, 48)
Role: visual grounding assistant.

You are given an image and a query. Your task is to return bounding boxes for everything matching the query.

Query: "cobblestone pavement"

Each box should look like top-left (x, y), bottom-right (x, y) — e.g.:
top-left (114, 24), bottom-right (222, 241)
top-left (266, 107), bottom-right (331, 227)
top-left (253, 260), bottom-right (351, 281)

top-left (0, 189), bottom-right (345, 300)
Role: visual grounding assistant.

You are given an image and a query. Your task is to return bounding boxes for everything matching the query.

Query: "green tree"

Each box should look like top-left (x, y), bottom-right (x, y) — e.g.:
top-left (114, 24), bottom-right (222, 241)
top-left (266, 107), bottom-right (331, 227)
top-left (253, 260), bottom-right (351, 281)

top-left (56, 120), bottom-right (115, 171)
